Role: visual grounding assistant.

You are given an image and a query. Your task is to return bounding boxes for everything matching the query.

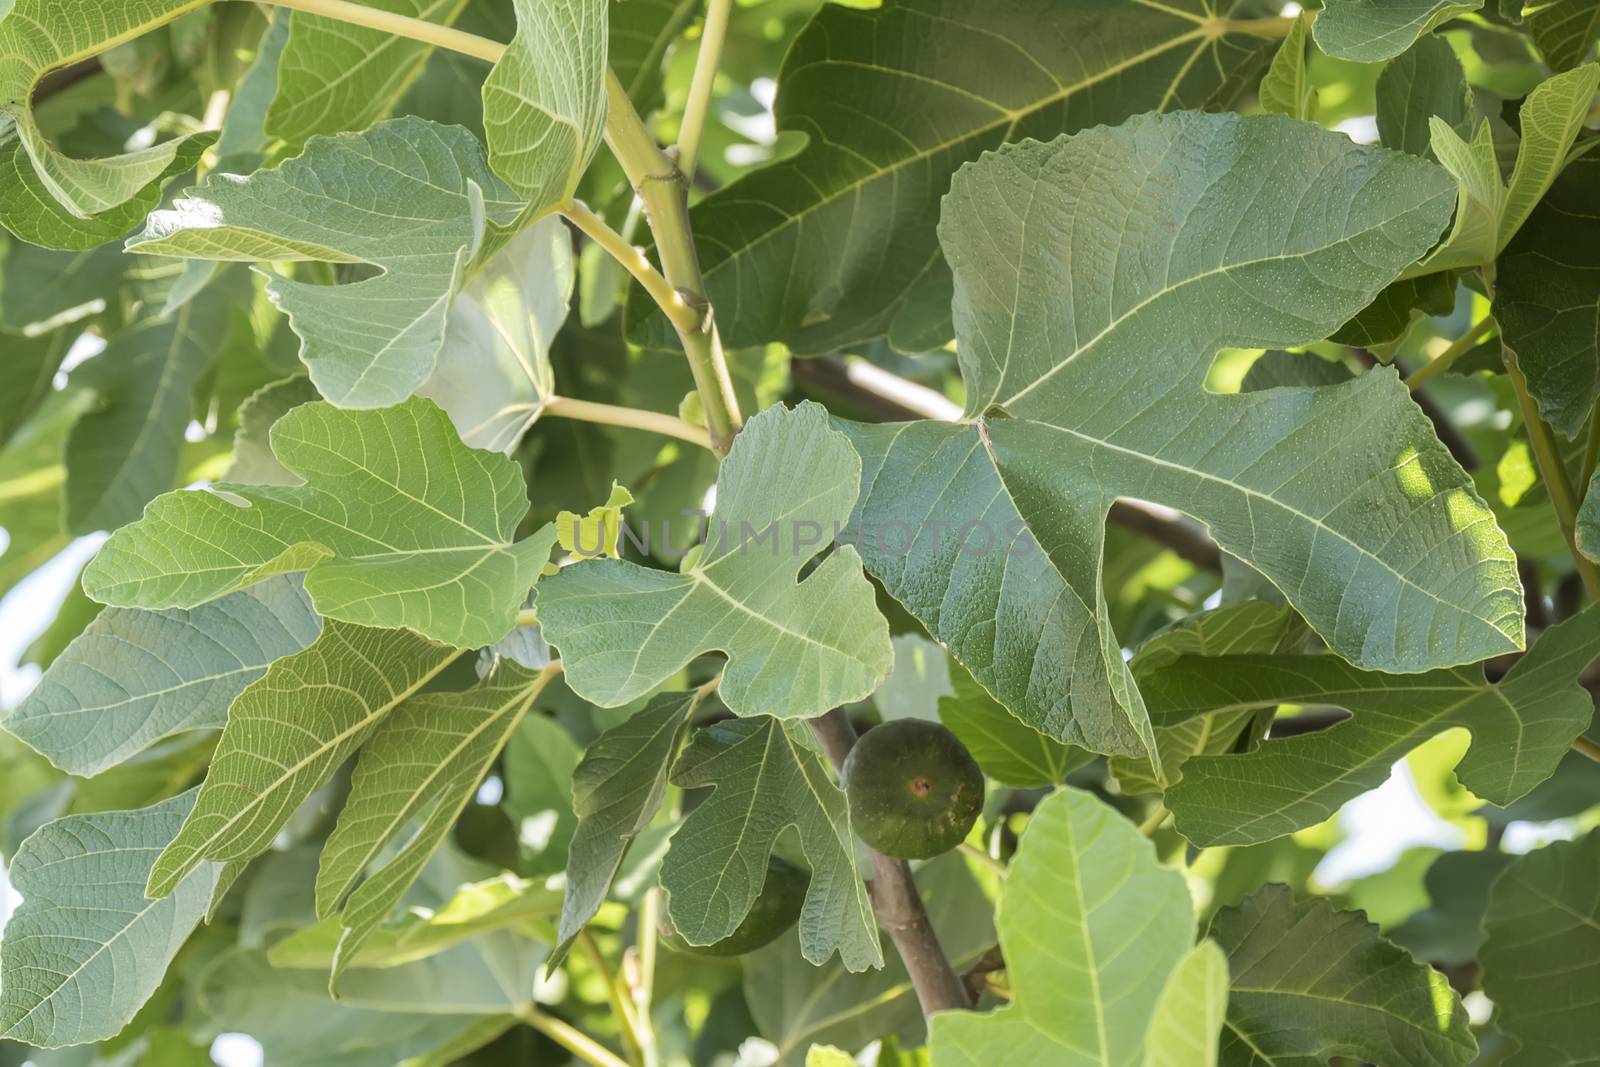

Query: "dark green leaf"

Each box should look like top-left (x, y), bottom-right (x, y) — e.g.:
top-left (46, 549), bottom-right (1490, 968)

top-left (1209, 885), bottom-right (1476, 1067)
top-left (629, 0), bottom-right (1271, 354)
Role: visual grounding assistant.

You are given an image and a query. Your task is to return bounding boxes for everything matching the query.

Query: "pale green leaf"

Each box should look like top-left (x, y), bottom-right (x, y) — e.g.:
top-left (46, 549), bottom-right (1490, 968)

top-left (1313, 0), bottom-right (1482, 61)
top-left (1143, 941), bottom-right (1228, 1067)
top-left (316, 661), bottom-right (552, 984)
top-left (0, 790), bottom-right (224, 1048)
top-left (848, 112), bottom-right (1517, 764)
top-left (663, 715), bottom-right (882, 971)
top-left (127, 117), bottom-right (524, 407)
top-left (482, 0), bottom-right (607, 217)
top-left (1525, 0), bottom-right (1600, 70)
top-left (0, 0), bottom-right (214, 232)
top-left (1410, 63), bottom-right (1600, 276)
top-left (1498, 63), bottom-right (1600, 247)
top-left (1259, 15), bottom-right (1316, 122)
top-left (226, 373), bottom-right (322, 484)
top-left (553, 688), bottom-right (700, 962)
top-left (0, 133), bottom-right (210, 251)
top-left (876, 634), bottom-right (955, 723)
top-left (540, 402), bottom-right (892, 718)
top-left (197, 939), bottom-right (538, 1062)
top-left (63, 281), bottom-right (239, 534)
top-left (929, 787), bottom-right (1196, 1067)
top-left (1210, 885), bottom-right (1476, 1067)
top-left (628, 0), bottom-right (1271, 355)
top-left (939, 665), bottom-right (1084, 788)
top-left (144, 621), bottom-right (458, 898)
top-left (1375, 32), bottom-right (1473, 161)
top-left (807, 1048), bottom-right (856, 1067)
top-left (1161, 602), bottom-right (1600, 846)
top-left (418, 215), bottom-right (571, 452)
top-left (3, 576), bottom-right (319, 777)
top-left (1479, 830), bottom-right (1599, 1067)
top-left (267, 0), bottom-right (474, 145)
top-left (271, 873), bottom-right (560, 970)
top-left (1498, 148), bottom-right (1600, 439)
top-left (82, 397), bottom-right (557, 649)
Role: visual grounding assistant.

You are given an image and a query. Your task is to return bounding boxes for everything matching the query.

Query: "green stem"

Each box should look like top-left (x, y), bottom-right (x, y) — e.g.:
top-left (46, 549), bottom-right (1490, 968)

top-left (520, 1007), bottom-right (631, 1067)
top-left (1505, 352), bottom-right (1600, 597)
top-left (543, 396), bottom-right (713, 450)
top-left (1404, 315), bottom-right (1496, 390)
top-left (580, 932), bottom-right (645, 1067)
top-left (677, 0), bottom-right (733, 179)
top-left (1574, 734), bottom-right (1600, 764)
top-left (1137, 805), bottom-right (1170, 837)
top-left (253, 0), bottom-right (504, 62)
top-left (562, 200), bottom-right (701, 336)
top-left (603, 73), bottom-right (744, 455)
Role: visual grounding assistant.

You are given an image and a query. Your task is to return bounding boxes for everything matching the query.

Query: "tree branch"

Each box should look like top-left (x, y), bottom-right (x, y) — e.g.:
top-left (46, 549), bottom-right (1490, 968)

top-left (809, 709), bottom-right (973, 1019)
top-left (677, 0), bottom-right (733, 179)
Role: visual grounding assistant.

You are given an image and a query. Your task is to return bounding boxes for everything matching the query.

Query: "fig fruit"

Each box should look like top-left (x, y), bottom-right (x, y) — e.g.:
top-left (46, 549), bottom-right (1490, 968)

top-left (843, 718), bottom-right (983, 860)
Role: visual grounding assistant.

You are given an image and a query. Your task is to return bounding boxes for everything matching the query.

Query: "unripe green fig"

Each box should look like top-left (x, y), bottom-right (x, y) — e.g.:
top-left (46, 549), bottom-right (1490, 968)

top-left (843, 718), bottom-right (984, 860)
top-left (660, 855), bottom-right (808, 957)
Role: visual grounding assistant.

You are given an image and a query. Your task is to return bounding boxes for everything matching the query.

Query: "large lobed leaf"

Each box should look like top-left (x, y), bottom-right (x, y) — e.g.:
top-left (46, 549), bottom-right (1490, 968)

top-left (628, 0), bottom-right (1272, 355)
top-left (0, 790), bottom-right (225, 1048)
top-left (2, 576), bottom-right (320, 777)
top-left (662, 716), bottom-right (881, 972)
top-left (127, 118), bottom-right (524, 408)
top-left (82, 396), bottom-right (557, 650)
top-left (540, 401), bottom-right (893, 718)
top-left (1159, 602), bottom-right (1600, 846)
top-left (1210, 885), bottom-right (1476, 1066)
top-left (848, 111), bottom-right (1520, 765)
top-left (929, 787), bottom-right (1216, 1066)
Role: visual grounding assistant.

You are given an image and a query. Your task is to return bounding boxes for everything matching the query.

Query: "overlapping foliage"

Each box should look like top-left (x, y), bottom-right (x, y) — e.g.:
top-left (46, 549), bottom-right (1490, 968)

top-left (1, 1), bottom-right (1597, 1065)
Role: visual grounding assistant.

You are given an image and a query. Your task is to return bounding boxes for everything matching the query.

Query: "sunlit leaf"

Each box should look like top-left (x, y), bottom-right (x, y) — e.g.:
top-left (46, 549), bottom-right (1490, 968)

top-left (83, 397), bottom-right (557, 649)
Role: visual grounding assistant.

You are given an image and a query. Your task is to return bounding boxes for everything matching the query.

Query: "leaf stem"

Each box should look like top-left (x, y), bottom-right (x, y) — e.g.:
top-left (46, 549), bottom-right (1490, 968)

top-left (677, 0), bottom-right (733, 180)
top-left (602, 73), bottom-right (743, 455)
top-left (251, 0), bottom-right (505, 62)
top-left (1137, 804), bottom-right (1170, 837)
top-left (957, 841), bottom-right (1007, 876)
top-left (1573, 734), bottom-right (1600, 763)
top-left (579, 931), bottom-right (646, 1067)
top-left (1208, 15), bottom-right (1297, 38)
top-left (519, 1007), bottom-right (631, 1067)
top-left (1504, 351), bottom-right (1600, 597)
top-left (543, 396), bottom-right (713, 451)
top-left (1404, 316), bottom-right (1497, 390)
top-left (561, 201), bottom-right (701, 337)
top-left (808, 708), bottom-right (972, 1018)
